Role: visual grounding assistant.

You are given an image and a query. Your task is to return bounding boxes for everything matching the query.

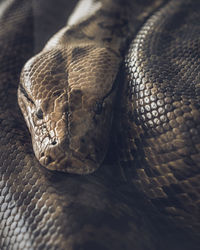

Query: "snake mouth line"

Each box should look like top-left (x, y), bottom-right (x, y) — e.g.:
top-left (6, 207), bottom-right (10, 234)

top-left (39, 145), bottom-right (98, 174)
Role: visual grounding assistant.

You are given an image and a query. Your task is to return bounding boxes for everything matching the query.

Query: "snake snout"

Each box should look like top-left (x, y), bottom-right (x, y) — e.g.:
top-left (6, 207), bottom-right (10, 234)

top-left (37, 136), bottom-right (100, 174)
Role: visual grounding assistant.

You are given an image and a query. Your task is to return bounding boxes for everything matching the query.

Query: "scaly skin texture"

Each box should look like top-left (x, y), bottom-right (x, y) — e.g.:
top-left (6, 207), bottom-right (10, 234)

top-left (1, 0), bottom-right (200, 249)
top-left (18, 0), bottom-right (168, 173)
top-left (119, 0), bottom-right (200, 237)
top-left (1, 1), bottom-right (172, 249)
top-left (0, 0), bottom-right (187, 249)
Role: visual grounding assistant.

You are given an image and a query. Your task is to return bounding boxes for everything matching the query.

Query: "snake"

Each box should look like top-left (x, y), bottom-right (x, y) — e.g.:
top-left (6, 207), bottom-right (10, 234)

top-left (18, 0), bottom-right (169, 174)
top-left (0, 0), bottom-right (200, 249)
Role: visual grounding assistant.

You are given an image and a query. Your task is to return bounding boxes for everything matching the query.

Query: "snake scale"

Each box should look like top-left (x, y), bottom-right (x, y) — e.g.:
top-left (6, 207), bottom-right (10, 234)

top-left (0, 0), bottom-right (200, 249)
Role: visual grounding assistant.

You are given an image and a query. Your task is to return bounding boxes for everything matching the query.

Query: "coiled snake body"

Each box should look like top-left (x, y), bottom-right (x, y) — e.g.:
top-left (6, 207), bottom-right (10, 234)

top-left (0, 0), bottom-right (200, 249)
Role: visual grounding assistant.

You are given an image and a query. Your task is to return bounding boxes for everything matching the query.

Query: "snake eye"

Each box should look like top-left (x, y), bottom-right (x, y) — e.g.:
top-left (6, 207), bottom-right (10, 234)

top-left (35, 108), bottom-right (43, 119)
top-left (94, 100), bottom-right (104, 115)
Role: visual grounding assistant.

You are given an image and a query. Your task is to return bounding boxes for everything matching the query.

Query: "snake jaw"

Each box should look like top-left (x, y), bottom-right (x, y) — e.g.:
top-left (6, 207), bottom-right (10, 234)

top-left (40, 150), bottom-right (99, 174)
top-left (37, 133), bottom-right (101, 174)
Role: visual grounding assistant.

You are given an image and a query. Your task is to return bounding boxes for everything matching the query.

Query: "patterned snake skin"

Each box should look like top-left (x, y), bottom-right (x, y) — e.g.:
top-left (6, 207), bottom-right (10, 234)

top-left (0, 0), bottom-right (200, 249)
top-left (119, 0), bottom-right (200, 235)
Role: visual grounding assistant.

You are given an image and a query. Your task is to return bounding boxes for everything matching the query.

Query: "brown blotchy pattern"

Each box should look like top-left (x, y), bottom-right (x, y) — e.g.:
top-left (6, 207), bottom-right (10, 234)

top-left (119, 0), bottom-right (200, 234)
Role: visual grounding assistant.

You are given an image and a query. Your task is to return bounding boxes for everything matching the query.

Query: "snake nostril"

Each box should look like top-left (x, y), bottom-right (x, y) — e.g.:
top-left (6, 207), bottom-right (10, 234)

top-left (35, 108), bottom-right (43, 119)
top-left (52, 140), bottom-right (57, 145)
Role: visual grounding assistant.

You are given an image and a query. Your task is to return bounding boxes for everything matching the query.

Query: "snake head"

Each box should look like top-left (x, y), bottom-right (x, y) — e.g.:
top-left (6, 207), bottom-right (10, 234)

top-left (18, 45), bottom-right (120, 174)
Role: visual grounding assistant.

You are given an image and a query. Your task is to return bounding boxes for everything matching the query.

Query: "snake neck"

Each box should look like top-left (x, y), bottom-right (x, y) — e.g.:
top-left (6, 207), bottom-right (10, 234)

top-left (45, 0), bottom-right (169, 56)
